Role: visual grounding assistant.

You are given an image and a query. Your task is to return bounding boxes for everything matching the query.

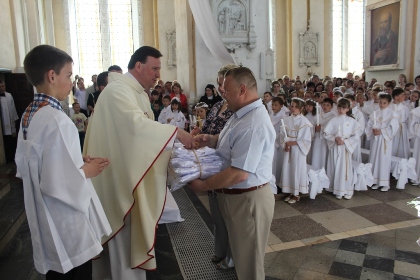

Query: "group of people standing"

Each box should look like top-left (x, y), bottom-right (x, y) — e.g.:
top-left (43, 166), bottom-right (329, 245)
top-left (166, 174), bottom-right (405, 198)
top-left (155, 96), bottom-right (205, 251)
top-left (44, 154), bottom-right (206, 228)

top-left (263, 73), bottom-right (420, 204)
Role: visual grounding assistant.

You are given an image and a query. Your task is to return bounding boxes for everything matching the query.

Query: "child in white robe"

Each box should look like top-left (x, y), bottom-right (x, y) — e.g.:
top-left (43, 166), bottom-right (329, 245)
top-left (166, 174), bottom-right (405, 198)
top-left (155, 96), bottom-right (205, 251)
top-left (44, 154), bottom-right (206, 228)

top-left (158, 95), bottom-right (172, 124)
top-left (270, 97), bottom-right (287, 186)
top-left (409, 105), bottom-right (420, 185)
top-left (15, 45), bottom-right (111, 278)
top-left (312, 98), bottom-right (337, 170)
top-left (391, 88), bottom-right (411, 159)
top-left (264, 91), bottom-right (274, 115)
top-left (365, 93), bottom-right (399, 191)
top-left (345, 94), bottom-right (366, 162)
top-left (324, 99), bottom-right (361, 199)
top-left (332, 91), bottom-right (343, 115)
top-left (361, 88), bottom-right (381, 149)
top-left (280, 98), bottom-right (313, 203)
top-left (304, 99), bottom-right (317, 164)
top-left (167, 98), bottom-right (186, 129)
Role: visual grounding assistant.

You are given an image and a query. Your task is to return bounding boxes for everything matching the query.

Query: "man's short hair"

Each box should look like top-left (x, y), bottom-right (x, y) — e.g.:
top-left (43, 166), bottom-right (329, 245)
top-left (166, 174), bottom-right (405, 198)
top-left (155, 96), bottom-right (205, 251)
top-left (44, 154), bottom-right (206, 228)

top-left (217, 64), bottom-right (239, 77)
top-left (108, 65), bottom-right (122, 72)
top-left (128, 46), bottom-right (162, 69)
top-left (97, 71), bottom-right (109, 88)
top-left (24, 45), bottom-right (73, 86)
top-left (346, 80), bottom-right (354, 86)
top-left (225, 67), bottom-right (257, 90)
top-left (162, 95), bottom-right (171, 101)
top-left (151, 90), bottom-right (159, 96)
top-left (72, 102), bottom-right (80, 106)
top-left (306, 82), bottom-right (315, 88)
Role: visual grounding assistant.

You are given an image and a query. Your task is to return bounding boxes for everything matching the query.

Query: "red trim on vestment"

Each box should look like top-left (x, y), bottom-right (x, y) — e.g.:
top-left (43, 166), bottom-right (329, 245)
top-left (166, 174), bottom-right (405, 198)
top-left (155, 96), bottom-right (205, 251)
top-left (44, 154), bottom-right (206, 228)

top-left (100, 127), bottom-right (178, 271)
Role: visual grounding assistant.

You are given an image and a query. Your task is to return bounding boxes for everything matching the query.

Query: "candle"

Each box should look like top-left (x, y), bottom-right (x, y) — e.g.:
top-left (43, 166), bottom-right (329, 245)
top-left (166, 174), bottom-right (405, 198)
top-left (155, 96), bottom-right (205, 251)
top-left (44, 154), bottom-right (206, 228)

top-left (281, 119), bottom-right (287, 137)
top-left (316, 102), bottom-right (319, 125)
top-left (373, 111), bottom-right (377, 126)
top-left (339, 125), bottom-right (341, 136)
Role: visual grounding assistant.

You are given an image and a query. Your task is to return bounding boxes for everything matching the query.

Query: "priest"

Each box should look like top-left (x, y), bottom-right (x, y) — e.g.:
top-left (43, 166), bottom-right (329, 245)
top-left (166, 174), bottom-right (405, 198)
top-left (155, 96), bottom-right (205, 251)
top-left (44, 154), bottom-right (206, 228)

top-left (84, 46), bottom-right (194, 280)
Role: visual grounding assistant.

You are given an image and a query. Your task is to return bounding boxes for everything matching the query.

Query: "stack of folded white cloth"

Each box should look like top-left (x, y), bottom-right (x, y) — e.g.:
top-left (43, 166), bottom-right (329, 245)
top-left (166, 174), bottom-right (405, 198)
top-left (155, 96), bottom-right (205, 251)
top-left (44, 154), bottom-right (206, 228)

top-left (168, 143), bottom-right (223, 191)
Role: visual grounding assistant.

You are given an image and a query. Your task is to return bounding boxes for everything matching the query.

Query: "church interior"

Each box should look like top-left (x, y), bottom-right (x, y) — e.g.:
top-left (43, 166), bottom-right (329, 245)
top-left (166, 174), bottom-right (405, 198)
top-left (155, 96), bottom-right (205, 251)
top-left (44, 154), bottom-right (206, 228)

top-left (1, 0), bottom-right (420, 279)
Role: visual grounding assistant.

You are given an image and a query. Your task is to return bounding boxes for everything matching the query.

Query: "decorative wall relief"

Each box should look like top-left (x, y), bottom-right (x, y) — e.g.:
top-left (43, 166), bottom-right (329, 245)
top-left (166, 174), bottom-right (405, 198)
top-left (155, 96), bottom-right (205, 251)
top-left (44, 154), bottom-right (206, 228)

top-left (167, 30), bottom-right (176, 69)
top-left (299, 21), bottom-right (320, 67)
top-left (212, 0), bottom-right (257, 51)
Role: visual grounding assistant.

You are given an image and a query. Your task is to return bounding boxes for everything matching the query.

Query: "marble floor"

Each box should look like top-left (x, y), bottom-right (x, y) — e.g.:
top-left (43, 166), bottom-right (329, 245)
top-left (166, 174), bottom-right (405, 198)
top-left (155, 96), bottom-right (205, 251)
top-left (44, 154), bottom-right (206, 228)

top-left (1, 164), bottom-right (420, 279)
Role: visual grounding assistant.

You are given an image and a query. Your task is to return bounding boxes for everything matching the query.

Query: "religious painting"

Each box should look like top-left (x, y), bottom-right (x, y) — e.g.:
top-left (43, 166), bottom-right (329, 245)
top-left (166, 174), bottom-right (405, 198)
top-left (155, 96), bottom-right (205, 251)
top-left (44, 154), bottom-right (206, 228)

top-left (365, 0), bottom-right (406, 71)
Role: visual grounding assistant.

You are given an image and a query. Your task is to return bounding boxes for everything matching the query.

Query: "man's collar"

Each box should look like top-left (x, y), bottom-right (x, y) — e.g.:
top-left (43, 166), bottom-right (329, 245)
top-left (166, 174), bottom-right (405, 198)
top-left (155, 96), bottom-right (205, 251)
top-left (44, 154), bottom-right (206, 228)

top-left (235, 99), bottom-right (263, 118)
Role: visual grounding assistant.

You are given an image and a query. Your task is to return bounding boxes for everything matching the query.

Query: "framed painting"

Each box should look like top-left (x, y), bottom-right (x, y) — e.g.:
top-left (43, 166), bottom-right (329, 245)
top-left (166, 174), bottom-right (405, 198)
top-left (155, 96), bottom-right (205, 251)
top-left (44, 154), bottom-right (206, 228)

top-left (365, 0), bottom-right (406, 71)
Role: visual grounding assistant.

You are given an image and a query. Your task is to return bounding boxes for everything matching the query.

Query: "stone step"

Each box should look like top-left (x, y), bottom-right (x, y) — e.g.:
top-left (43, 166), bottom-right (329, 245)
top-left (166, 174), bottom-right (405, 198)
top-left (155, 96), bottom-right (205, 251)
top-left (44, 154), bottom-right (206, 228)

top-left (0, 180), bottom-right (26, 253)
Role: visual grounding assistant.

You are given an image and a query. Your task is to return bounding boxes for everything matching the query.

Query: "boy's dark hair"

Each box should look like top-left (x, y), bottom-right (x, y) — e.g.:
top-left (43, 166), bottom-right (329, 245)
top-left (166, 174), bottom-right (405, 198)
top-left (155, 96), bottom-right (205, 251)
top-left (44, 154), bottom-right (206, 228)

top-left (162, 95), bottom-right (171, 101)
top-left (379, 93), bottom-right (392, 103)
top-left (344, 94), bottom-right (355, 101)
top-left (323, 97), bottom-right (334, 106)
top-left (264, 91), bottom-right (273, 97)
top-left (153, 100), bottom-right (161, 106)
top-left (333, 91), bottom-right (343, 97)
top-left (272, 97), bottom-right (284, 105)
top-left (392, 87), bottom-right (405, 98)
top-left (108, 65), bottom-right (122, 72)
top-left (405, 83), bottom-right (414, 89)
top-left (346, 80), bottom-right (354, 86)
top-left (24, 45), bottom-right (73, 86)
top-left (306, 82), bottom-right (315, 88)
top-left (128, 46), bottom-right (162, 69)
top-left (97, 71), bottom-right (109, 88)
top-left (72, 102), bottom-right (79, 106)
top-left (151, 90), bottom-right (159, 96)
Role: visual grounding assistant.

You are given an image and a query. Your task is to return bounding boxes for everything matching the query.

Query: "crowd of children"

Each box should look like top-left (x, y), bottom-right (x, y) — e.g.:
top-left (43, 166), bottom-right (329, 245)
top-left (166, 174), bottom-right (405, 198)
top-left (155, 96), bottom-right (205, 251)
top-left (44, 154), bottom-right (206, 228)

top-left (264, 74), bottom-right (420, 203)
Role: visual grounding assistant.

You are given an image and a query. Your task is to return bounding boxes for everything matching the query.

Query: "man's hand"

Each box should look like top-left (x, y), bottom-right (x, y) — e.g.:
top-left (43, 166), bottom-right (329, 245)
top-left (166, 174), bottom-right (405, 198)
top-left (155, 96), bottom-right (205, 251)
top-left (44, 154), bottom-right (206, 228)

top-left (190, 126), bottom-right (201, 136)
top-left (187, 179), bottom-right (207, 192)
top-left (82, 158), bottom-right (110, 178)
top-left (176, 129), bottom-right (194, 149)
top-left (194, 134), bottom-right (218, 149)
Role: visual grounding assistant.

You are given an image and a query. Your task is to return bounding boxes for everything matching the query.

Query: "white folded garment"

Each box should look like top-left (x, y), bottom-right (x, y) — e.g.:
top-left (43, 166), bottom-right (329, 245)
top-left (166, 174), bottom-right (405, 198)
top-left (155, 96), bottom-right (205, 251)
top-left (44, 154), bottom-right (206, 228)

top-left (168, 144), bottom-right (223, 191)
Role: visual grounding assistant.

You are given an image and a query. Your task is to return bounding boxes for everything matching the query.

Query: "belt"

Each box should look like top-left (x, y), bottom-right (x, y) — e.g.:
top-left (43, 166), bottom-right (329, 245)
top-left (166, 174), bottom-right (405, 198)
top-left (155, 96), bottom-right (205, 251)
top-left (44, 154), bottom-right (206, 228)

top-left (214, 183), bottom-right (268, 195)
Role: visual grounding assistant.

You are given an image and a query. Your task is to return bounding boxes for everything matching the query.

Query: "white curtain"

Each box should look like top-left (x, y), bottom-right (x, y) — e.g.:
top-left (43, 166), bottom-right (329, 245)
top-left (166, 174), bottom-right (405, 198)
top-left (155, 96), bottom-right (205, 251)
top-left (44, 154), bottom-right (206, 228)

top-left (188, 0), bottom-right (235, 64)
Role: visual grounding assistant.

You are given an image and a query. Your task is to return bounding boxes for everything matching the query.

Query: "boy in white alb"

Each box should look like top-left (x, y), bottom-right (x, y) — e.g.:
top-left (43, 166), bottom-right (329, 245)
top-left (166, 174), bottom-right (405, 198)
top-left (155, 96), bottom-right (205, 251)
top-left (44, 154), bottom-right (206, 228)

top-left (270, 97), bottom-right (287, 186)
top-left (409, 105), bottom-right (420, 185)
top-left (344, 94), bottom-right (365, 162)
top-left (365, 94), bottom-right (399, 191)
top-left (391, 88), bottom-right (411, 159)
top-left (311, 98), bottom-right (337, 170)
top-left (15, 45), bottom-right (111, 279)
top-left (158, 95), bottom-right (172, 124)
top-left (324, 99), bottom-right (361, 199)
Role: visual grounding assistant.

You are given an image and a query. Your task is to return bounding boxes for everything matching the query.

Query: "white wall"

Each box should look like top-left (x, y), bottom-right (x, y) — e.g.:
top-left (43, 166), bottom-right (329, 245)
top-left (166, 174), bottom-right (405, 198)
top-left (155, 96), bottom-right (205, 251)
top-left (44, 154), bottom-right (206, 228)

top-left (157, 0), bottom-right (177, 83)
top-left (0, 0), bottom-right (17, 70)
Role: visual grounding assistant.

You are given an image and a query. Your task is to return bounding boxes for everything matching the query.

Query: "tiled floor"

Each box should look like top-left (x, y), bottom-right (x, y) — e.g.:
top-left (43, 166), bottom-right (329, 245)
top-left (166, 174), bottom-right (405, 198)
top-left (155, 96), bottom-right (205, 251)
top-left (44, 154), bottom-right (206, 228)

top-left (1, 160), bottom-right (420, 280)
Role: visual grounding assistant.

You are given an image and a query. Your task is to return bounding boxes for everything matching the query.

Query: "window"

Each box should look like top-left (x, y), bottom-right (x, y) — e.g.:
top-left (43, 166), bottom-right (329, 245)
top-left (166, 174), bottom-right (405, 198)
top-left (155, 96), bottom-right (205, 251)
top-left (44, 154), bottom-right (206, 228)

top-left (332, 0), bottom-right (365, 77)
top-left (71, 0), bottom-right (135, 80)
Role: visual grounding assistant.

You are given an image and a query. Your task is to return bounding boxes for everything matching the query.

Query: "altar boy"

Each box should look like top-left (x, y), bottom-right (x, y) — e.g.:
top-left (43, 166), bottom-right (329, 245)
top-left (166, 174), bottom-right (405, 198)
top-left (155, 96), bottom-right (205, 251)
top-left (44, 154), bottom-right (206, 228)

top-left (15, 44), bottom-right (111, 279)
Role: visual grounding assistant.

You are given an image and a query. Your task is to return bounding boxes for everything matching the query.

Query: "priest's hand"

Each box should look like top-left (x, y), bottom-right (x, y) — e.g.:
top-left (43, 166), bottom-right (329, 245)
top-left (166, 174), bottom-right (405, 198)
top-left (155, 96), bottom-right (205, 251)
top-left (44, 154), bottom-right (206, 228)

top-left (187, 179), bottom-right (207, 192)
top-left (194, 134), bottom-right (219, 149)
top-left (82, 158), bottom-right (110, 178)
top-left (176, 129), bottom-right (194, 149)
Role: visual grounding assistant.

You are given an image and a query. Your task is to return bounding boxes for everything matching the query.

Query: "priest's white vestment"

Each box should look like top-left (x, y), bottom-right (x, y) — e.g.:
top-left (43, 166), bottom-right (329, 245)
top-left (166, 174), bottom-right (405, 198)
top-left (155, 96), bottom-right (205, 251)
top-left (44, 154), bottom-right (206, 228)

top-left (83, 73), bottom-right (177, 279)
